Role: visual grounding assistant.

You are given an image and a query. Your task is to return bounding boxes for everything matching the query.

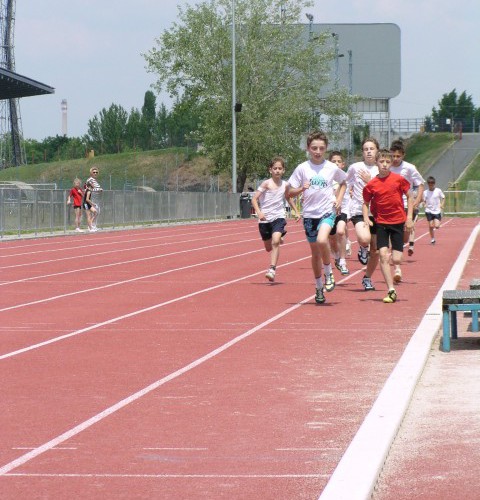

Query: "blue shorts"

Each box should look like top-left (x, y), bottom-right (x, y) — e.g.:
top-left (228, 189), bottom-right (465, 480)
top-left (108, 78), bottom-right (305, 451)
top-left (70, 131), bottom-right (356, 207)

top-left (303, 213), bottom-right (336, 243)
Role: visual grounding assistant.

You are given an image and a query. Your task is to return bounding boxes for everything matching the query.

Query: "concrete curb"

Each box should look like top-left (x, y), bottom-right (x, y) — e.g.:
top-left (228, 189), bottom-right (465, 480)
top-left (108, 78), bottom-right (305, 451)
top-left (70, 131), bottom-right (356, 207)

top-left (319, 223), bottom-right (480, 500)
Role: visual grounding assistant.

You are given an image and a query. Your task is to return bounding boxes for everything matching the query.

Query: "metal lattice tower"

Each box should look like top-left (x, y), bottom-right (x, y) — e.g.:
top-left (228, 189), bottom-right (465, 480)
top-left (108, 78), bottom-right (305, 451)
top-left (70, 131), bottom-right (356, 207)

top-left (0, 0), bottom-right (26, 167)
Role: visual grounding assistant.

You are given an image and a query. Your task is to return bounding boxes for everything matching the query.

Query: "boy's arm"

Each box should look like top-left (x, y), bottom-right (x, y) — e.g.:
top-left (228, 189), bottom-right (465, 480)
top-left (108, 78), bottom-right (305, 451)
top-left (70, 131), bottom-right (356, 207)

top-left (251, 189), bottom-right (265, 220)
top-left (288, 182), bottom-right (309, 198)
top-left (362, 202), bottom-right (373, 226)
top-left (405, 192), bottom-right (414, 231)
top-left (285, 186), bottom-right (300, 221)
top-left (334, 182), bottom-right (347, 213)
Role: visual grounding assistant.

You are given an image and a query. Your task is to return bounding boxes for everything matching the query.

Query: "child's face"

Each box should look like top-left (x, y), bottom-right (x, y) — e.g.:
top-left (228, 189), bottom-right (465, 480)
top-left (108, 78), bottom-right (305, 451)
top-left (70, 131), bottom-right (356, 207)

top-left (330, 154), bottom-right (345, 169)
top-left (377, 156), bottom-right (392, 176)
top-left (270, 161), bottom-right (285, 178)
top-left (391, 150), bottom-right (404, 167)
top-left (74, 180), bottom-right (81, 188)
top-left (427, 180), bottom-right (435, 190)
top-left (362, 141), bottom-right (378, 165)
top-left (307, 139), bottom-right (327, 164)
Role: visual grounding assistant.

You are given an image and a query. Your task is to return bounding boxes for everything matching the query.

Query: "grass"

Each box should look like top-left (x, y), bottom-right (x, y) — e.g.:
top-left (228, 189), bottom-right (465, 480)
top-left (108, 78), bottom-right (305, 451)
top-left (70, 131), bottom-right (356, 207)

top-left (0, 133), bottom-right (464, 191)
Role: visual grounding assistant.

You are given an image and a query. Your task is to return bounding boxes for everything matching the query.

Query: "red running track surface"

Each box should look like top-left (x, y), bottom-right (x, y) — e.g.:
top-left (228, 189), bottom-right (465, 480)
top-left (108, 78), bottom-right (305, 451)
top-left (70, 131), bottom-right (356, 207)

top-left (0, 217), bottom-right (478, 499)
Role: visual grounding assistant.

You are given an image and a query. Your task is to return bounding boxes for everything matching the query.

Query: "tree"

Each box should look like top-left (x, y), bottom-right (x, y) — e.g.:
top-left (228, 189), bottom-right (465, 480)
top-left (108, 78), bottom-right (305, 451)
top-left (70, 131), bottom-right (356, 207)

top-left (144, 0), bottom-right (354, 191)
top-left (431, 89), bottom-right (477, 133)
top-left (140, 91), bottom-right (157, 150)
top-left (86, 103), bottom-right (128, 154)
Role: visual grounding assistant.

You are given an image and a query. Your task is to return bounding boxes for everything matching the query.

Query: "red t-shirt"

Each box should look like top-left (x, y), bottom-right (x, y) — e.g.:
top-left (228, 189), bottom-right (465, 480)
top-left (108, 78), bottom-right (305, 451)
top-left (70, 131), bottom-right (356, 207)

top-left (363, 172), bottom-right (410, 224)
top-left (69, 187), bottom-right (83, 207)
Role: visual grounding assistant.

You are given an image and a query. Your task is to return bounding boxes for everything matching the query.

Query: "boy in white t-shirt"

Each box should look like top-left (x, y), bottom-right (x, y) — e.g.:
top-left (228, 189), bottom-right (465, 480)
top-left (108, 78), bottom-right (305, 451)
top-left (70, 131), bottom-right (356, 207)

top-left (423, 176), bottom-right (445, 244)
top-left (287, 131), bottom-right (347, 304)
top-left (252, 157), bottom-right (299, 283)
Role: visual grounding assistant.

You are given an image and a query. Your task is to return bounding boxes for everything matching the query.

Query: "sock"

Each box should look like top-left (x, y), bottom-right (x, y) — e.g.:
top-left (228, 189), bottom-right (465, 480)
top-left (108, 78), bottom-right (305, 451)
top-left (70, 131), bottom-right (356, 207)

top-left (315, 276), bottom-right (323, 289)
top-left (339, 258), bottom-right (346, 266)
top-left (324, 264), bottom-right (332, 275)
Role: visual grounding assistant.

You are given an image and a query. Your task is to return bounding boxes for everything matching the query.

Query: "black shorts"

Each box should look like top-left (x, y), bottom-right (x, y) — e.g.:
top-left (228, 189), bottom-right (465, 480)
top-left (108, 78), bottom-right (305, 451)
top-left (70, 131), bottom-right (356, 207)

top-left (426, 212), bottom-right (442, 222)
top-left (258, 218), bottom-right (286, 241)
top-left (329, 212), bottom-right (348, 236)
top-left (376, 223), bottom-right (405, 252)
top-left (350, 214), bottom-right (377, 235)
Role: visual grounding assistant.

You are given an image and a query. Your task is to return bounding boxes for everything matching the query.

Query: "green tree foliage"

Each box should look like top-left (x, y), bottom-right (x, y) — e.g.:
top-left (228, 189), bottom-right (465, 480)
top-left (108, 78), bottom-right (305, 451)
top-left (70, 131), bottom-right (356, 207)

top-left (24, 135), bottom-right (86, 164)
top-left (86, 103), bottom-right (128, 154)
top-left (431, 89), bottom-right (478, 133)
top-left (144, 0), bottom-right (355, 191)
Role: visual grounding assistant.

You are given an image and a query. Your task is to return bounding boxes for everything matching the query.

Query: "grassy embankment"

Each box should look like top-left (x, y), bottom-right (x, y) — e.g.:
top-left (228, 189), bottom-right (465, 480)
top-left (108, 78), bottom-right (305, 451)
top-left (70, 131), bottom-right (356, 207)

top-left (0, 132), bottom-right (474, 190)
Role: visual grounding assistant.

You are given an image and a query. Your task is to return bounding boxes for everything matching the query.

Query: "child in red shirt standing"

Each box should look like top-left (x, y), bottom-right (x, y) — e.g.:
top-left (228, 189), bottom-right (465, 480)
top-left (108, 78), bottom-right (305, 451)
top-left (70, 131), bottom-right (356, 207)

top-left (362, 150), bottom-right (413, 303)
top-left (66, 178), bottom-right (84, 232)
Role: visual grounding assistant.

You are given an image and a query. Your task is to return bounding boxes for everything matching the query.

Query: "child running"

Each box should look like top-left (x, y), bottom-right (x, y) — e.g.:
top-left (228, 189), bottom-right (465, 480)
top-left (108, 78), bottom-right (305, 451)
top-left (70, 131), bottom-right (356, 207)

top-left (328, 151), bottom-right (350, 275)
top-left (345, 137), bottom-right (380, 291)
top-left (423, 176), bottom-right (445, 244)
top-left (251, 156), bottom-right (299, 282)
top-left (287, 131), bottom-right (347, 304)
top-left (362, 149), bottom-right (413, 303)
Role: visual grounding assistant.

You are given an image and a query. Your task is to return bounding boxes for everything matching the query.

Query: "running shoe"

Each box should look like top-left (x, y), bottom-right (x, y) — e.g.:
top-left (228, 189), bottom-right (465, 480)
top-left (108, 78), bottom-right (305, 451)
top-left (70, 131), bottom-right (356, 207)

top-left (358, 246), bottom-right (369, 265)
top-left (339, 264), bottom-right (349, 275)
top-left (75, 227), bottom-right (84, 233)
top-left (324, 272), bottom-right (335, 292)
top-left (346, 240), bottom-right (352, 257)
top-left (408, 246), bottom-right (414, 256)
top-left (431, 238), bottom-right (436, 244)
top-left (315, 287), bottom-right (326, 304)
top-left (362, 276), bottom-right (375, 291)
top-left (265, 268), bottom-right (276, 282)
top-left (334, 258), bottom-right (342, 272)
top-left (383, 289), bottom-right (397, 303)
top-left (393, 268), bottom-right (402, 284)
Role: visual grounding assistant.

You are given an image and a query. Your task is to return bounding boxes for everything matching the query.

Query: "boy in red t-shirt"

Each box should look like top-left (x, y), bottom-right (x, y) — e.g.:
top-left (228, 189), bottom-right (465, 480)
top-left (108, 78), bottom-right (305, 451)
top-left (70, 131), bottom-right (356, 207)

top-left (362, 150), bottom-right (413, 303)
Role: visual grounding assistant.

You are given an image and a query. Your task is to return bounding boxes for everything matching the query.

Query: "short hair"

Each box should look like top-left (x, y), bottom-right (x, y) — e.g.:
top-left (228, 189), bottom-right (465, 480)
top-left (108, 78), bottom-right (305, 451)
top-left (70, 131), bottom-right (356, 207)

top-left (89, 167), bottom-right (99, 174)
top-left (390, 140), bottom-right (405, 154)
top-left (269, 156), bottom-right (285, 169)
top-left (376, 149), bottom-right (392, 160)
top-left (328, 150), bottom-right (344, 161)
top-left (361, 137), bottom-right (380, 150)
top-left (307, 131), bottom-right (329, 148)
top-left (427, 176), bottom-right (436, 183)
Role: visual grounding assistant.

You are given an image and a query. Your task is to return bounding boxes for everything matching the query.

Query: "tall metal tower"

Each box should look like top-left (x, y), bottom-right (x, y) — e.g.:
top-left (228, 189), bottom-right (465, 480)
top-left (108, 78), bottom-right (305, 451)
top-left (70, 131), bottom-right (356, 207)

top-left (0, 0), bottom-right (25, 167)
top-left (61, 99), bottom-right (67, 136)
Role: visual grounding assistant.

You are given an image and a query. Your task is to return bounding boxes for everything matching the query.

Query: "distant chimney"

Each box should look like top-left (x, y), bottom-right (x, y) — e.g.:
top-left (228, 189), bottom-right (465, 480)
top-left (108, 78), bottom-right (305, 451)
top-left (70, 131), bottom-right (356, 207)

top-left (61, 99), bottom-right (68, 136)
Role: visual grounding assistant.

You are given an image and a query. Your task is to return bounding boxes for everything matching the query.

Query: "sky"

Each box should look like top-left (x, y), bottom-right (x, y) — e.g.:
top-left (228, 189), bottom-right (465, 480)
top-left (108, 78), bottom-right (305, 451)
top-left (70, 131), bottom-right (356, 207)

top-left (14, 0), bottom-right (480, 141)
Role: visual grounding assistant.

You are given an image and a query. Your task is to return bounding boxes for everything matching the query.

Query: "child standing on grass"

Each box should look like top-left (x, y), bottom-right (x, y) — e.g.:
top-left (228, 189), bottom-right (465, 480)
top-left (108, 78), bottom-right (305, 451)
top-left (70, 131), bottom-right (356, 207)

top-left (252, 156), bottom-right (299, 283)
top-left (423, 176), bottom-right (445, 244)
top-left (66, 178), bottom-right (84, 232)
top-left (362, 149), bottom-right (413, 303)
top-left (287, 131), bottom-right (347, 304)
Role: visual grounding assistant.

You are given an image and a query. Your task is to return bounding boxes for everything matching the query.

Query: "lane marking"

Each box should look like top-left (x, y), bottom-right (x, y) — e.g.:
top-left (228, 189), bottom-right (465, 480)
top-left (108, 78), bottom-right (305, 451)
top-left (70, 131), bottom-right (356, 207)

top-left (4, 473), bottom-right (328, 478)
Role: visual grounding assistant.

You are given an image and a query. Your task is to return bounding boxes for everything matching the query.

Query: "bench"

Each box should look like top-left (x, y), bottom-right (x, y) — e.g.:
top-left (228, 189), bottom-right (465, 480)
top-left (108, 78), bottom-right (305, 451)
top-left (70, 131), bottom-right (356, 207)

top-left (442, 289), bottom-right (480, 352)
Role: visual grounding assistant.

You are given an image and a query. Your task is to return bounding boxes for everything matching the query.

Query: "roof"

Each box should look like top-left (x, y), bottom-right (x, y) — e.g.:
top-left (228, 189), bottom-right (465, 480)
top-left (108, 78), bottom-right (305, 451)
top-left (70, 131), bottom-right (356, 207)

top-left (0, 67), bottom-right (54, 100)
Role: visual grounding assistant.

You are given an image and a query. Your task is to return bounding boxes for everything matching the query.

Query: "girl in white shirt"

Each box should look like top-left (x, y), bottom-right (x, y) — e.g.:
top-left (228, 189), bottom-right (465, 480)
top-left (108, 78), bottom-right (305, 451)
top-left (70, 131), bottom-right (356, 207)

top-left (423, 176), bottom-right (445, 244)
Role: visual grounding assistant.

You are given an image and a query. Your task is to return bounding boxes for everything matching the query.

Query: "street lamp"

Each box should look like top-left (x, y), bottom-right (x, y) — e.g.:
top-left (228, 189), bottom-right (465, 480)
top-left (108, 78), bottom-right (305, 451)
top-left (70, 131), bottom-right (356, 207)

top-left (231, 0), bottom-right (237, 193)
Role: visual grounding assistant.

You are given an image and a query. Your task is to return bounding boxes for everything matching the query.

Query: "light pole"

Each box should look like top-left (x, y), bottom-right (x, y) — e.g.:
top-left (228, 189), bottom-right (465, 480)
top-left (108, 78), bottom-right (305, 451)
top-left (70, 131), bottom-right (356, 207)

top-left (231, 0), bottom-right (237, 193)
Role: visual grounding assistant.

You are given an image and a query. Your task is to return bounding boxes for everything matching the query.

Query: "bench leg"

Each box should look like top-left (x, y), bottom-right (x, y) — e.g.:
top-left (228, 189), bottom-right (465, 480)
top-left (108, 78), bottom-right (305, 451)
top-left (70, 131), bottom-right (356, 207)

top-left (472, 310), bottom-right (479, 332)
top-left (442, 310), bottom-right (451, 352)
top-left (451, 311), bottom-right (458, 339)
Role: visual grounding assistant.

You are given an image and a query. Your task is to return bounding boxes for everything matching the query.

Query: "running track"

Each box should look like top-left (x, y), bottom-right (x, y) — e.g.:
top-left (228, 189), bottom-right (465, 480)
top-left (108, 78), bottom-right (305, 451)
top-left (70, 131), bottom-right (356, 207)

top-left (0, 217), bottom-right (478, 499)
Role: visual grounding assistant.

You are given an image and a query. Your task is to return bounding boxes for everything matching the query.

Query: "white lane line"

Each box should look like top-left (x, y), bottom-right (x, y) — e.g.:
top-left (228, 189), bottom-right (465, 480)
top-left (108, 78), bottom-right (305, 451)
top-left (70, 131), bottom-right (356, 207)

top-left (0, 286), bottom-right (319, 476)
top-left (0, 255), bottom-right (312, 361)
top-left (0, 232), bottom-right (259, 271)
top-left (0, 237), bottom-right (271, 287)
top-left (0, 247), bottom-right (265, 312)
top-left (142, 448), bottom-right (209, 451)
top-left (0, 226), bottom-right (254, 259)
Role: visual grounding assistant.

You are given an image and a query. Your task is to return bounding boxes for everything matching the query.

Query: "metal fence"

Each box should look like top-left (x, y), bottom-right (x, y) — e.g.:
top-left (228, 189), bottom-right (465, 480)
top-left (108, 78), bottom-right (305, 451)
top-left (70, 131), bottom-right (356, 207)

top-left (0, 189), bottom-right (241, 237)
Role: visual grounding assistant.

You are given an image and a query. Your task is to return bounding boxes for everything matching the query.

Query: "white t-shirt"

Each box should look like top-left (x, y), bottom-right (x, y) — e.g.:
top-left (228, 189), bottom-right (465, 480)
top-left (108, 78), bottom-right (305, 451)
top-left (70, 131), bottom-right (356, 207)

top-left (423, 187), bottom-right (445, 214)
top-left (288, 159), bottom-right (346, 218)
top-left (256, 179), bottom-right (288, 222)
top-left (345, 162), bottom-right (379, 217)
top-left (390, 160), bottom-right (425, 208)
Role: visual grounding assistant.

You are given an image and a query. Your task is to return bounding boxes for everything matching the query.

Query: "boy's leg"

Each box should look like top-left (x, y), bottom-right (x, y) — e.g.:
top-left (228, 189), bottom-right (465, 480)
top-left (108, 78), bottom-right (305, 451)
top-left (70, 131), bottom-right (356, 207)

top-left (379, 246), bottom-right (394, 291)
top-left (354, 217), bottom-right (371, 265)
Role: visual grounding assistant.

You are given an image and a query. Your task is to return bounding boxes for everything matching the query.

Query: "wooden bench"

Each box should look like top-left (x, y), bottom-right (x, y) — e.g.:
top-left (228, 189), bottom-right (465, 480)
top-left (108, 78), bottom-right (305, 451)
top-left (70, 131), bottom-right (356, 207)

top-left (442, 289), bottom-right (480, 352)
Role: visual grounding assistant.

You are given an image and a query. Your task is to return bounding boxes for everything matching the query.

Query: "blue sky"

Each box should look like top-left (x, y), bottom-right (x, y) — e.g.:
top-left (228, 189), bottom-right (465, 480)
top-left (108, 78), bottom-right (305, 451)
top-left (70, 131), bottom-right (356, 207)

top-left (15, 0), bottom-right (480, 140)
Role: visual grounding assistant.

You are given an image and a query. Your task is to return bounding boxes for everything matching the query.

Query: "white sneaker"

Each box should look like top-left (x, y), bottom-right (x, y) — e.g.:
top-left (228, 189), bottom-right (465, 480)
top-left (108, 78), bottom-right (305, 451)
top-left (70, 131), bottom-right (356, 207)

top-left (265, 268), bottom-right (276, 282)
top-left (346, 240), bottom-right (351, 257)
top-left (75, 228), bottom-right (84, 232)
top-left (89, 227), bottom-right (97, 233)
